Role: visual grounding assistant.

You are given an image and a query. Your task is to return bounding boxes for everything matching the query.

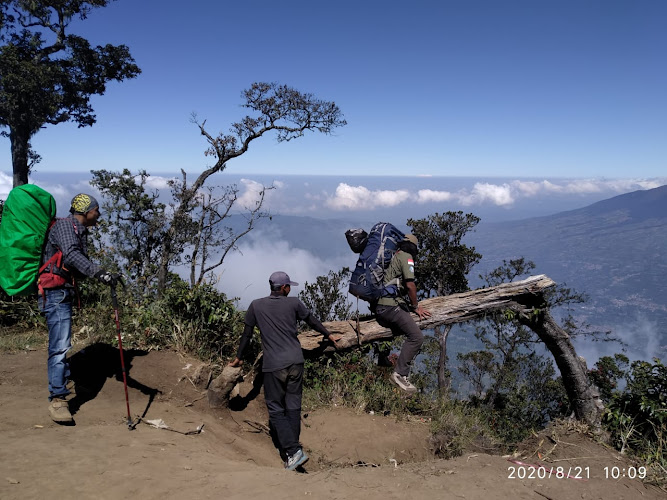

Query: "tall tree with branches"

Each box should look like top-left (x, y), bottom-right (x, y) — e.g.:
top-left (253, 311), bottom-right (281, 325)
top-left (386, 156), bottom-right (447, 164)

top-left (153, 82), bottom-right (346, 295)
top-left (93, 83), bottom-right (346, 296)
top-left (407, 211), bottom-right (482, 396)
top-left (0, 0), bottom-right (140, 187)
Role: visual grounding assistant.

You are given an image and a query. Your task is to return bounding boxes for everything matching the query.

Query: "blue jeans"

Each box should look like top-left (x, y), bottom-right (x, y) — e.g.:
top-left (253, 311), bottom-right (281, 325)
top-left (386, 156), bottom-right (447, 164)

top-left (39, 288), bottom-right (73, 401)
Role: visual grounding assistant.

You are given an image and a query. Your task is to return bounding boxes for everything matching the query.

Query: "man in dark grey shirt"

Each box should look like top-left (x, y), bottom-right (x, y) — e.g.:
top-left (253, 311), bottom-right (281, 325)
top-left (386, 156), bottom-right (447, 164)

top-left (230, 271), bottom-right (338, 471)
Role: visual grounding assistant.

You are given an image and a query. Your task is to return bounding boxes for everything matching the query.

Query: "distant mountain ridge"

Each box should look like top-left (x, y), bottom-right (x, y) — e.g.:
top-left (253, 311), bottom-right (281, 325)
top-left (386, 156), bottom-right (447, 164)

top-left (575, 184), bottom-right (667, 220)
top-left (468, 184), bottom-right (667, 359)
top-left (226, 185), bottom-right (666, 359)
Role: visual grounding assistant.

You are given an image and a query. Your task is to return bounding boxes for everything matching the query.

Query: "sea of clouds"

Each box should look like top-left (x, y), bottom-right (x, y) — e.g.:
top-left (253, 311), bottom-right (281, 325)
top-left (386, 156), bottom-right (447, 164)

top-left (2, 170), bottom-right (665, 362)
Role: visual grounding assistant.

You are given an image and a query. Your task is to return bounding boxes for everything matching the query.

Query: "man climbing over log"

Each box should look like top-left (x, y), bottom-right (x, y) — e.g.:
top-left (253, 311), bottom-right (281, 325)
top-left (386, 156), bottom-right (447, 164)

top-left (229, 271), bottom-right (339, 471)
top-left (375, 234), bottom-right (431, 394)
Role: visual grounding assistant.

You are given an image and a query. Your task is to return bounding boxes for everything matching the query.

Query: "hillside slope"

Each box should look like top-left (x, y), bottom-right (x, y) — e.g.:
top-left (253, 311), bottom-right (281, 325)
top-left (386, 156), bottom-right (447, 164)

top-left (468, 185), bottom-right (667, 358)
top-left (0, 347), bottom-right (662, 499)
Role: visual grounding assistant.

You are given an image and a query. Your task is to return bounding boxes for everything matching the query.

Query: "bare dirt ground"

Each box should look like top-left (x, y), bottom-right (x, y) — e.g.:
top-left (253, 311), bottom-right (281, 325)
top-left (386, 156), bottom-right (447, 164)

top-left (0, 346), bottom-right (663, 500)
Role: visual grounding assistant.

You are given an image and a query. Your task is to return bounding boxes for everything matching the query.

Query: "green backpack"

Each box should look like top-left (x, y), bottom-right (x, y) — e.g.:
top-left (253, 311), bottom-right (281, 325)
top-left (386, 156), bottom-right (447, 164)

top-left (0, 184), bottom-right (57, 296)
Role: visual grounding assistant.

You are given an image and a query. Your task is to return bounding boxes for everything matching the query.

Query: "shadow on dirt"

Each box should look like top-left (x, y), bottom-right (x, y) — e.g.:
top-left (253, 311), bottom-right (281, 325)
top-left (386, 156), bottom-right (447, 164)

top-left (68, 342), bottom-right (160, 417)
top-left (228, 371), bottom-right (264, 411)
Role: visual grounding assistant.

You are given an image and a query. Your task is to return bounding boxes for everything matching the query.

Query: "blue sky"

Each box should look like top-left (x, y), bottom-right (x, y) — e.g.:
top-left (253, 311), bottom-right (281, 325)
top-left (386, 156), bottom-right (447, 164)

top-left (1, 0), bottom-right (666, 180)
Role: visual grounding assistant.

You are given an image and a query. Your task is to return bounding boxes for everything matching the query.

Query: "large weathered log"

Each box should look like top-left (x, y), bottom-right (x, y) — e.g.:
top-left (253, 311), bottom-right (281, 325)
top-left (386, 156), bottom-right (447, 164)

top-left (298, 274), bottom-right (603, 428)
top-left (297, 274), bottom-right (557, 351)
top-left (209, 274), bottom-right (602, 428)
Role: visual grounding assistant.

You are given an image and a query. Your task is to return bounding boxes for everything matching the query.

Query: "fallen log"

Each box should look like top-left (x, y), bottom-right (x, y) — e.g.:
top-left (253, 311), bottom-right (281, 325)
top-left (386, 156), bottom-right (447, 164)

top-left (210, 274), bottom-right (603, 428)
top-left (297, 273), bottom-right (602, 428)
top-left (297, 274), bottom-right (557, 352)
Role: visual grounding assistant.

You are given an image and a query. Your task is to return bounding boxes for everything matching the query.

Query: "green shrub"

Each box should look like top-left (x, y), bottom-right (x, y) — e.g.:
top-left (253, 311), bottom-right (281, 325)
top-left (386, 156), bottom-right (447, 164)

top-left (303, 344), bottom-right (431, 416)
top-left (73, 278), bottom-right (249, 363)
top-left (603, 358), bottom-right (666, 468)
top-left (0, 289), bottom-right (43, 329)
top-left (429, 399), bottom-right (500, 458)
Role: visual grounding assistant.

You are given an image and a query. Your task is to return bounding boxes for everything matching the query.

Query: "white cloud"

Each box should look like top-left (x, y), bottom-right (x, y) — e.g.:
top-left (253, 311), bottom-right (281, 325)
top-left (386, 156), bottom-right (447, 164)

top-left (215, 230), bottom-right (351, 309)
top-left (318, 177), bottom-right (667, 212)
top-left (45, 184), bottom-right (70, 199)
top-left (561, 180), bottom-right (604, 194)
top-left (459, 183), bottom-right (515, 206)
top-left (523, 178), bottom-right (667, 197)
top-left (416, 189), bottom-right (453, 203)
top-left (237, 178), bottom-right (280, 211)
top-left (505, 177), bottom-right (667, 201)
top-left (0, 174), bottom-right (76, 205)
top-left (143, 175), bottom-right (175, 190)
top-left (511, 180), bottom-right (560, 196)
top-left (599, 178), bottom-right (666, 192)
top-left (325, 183), bottom-right (410, 210)
top-left (0, 171), bottom-right (12, 199)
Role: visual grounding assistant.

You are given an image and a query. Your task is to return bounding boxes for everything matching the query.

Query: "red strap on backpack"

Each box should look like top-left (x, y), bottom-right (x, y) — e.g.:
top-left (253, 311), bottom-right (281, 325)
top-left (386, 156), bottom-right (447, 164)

top-left (37, 219), bottom-right (80, 307)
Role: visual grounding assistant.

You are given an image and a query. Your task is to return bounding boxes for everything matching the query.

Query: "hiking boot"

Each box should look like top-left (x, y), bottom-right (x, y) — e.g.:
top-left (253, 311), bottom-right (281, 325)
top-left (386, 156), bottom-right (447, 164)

top-left (390, 372), bottom-right (418, 394)
top-left (285, 448), bottom-right (309, 471)
top-left (49, 397), bottom-right (74, 424)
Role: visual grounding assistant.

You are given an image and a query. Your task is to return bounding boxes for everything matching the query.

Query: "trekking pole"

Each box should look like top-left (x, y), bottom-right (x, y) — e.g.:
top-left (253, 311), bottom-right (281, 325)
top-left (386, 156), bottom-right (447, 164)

top-left (111, 280), bottom-right (134, 430)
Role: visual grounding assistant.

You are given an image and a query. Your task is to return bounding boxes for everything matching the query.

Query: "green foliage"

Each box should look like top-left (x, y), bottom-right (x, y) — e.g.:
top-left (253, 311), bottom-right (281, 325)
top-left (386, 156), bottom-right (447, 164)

top-left (429, 399), bottom-right (500, 458)
top-left (73, 277), bottom-right (248, 363)
top-left (90, 169), bottom-right (171, 296)
top-left (457, 350), bottom-right (495, 398)
top-left (406, 211), bottom-right (482, 394)
top-left (486, 357), bottom-right (569, 443)
top-left (298, 267), bottom-right (353, 323)
top-left (303, 344), bottom-right (431, 416)
top-left (0, 283), bottom-right (45, 352)
top-left (0, 0), bottom-right (140, 185)
top-left (407, 211), bottom-right (482, 298)
top-left (157, 279), bottom-right (246, 360)
top-left (482, 257), bottom-right (535, 287)
top-left (589, 354), bottom-right (630, 402)
top-left (603, 358), bottom-right (666, 467)
top-left (0, 287), bottom-right (42, 329)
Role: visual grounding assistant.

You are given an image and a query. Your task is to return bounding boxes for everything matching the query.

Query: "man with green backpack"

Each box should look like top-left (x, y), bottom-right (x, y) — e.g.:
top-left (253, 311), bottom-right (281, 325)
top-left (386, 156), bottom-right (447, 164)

top-left (39, 193), bottom-right (120, 424)
top-left (0, 187), bottom-right (118, 424)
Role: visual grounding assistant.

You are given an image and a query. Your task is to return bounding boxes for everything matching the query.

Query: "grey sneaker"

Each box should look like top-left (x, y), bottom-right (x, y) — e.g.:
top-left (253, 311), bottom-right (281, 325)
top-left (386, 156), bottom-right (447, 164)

top-left (390, 372), bottom-right (418, 394)
top-left (49, 397), bottom-right (74, 424)
top-left (285, 448), bottom-right (309, 471)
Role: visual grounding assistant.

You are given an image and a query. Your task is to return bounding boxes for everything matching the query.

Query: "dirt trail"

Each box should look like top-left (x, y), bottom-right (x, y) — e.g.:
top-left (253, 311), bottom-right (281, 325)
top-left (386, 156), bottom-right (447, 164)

top-left (0, 347), bottom-right (662, 500)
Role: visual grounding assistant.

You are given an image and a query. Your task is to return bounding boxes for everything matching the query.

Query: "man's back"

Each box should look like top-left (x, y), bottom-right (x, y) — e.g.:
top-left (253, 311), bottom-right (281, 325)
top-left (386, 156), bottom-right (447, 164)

top-left (245, 295), bottom-right (310, 372)
top-left (377, 250), bottom-right (414, 308)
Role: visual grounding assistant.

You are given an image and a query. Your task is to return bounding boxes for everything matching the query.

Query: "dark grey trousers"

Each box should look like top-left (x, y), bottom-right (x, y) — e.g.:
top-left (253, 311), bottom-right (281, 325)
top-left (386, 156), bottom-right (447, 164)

top-left (263, 363), bottom-right (303, 457)
top-left (375, 305), bottom-right (424, 377)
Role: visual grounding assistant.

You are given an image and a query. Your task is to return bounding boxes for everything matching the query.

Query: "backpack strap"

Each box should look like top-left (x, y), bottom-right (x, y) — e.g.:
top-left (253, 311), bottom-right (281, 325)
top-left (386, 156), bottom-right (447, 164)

top-left (38, 219), bottom-right (80, 308)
